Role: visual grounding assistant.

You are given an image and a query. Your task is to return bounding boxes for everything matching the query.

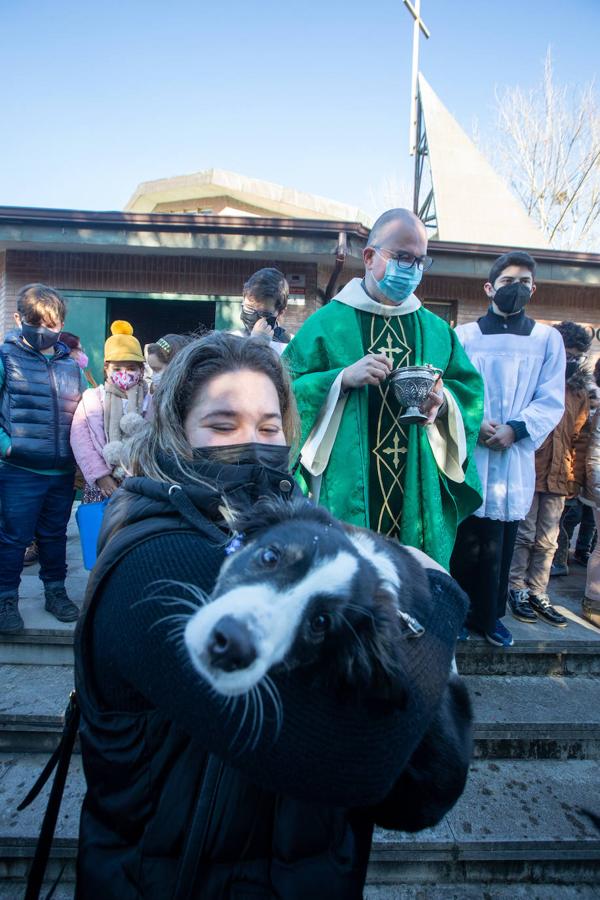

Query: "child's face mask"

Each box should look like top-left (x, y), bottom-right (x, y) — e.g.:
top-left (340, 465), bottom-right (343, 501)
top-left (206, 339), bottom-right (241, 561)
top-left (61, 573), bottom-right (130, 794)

top-left (110, 370), bottom-right (141, 392)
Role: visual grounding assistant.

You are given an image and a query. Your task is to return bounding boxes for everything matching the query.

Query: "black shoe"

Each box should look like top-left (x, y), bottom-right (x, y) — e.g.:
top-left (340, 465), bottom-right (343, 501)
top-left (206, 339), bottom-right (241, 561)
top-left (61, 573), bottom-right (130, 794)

top-left (44, 584), bottom-right (80, 623)
top-left (508, 588), bottom-right (538, 624)
top-left (573, 551), bottom-right (590, 567)
top-left (0, 593), bottom-right (25, 634)
top-left (528, 593), bottom-right (568, 628)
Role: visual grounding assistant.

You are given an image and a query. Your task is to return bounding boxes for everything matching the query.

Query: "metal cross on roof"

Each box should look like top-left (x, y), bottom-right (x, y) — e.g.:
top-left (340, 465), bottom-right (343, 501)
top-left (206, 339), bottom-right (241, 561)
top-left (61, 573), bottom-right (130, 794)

top-left (403, 0), bottom-right (430, 156)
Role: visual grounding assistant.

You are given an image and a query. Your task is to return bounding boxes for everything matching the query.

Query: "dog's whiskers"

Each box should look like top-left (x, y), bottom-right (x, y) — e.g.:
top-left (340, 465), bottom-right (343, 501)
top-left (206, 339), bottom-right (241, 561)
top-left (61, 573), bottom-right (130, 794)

top-left (149, 612), bottom-right (193, 633)
top-left (262, 675), bottom-right (283, 740)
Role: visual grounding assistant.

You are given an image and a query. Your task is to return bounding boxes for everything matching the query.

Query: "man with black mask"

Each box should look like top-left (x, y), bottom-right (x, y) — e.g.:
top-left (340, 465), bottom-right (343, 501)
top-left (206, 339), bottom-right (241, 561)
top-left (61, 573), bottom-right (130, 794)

top-left (238, 267), bottom-right (292, 356)
top-left (451, 252), bottom-right (565, 648)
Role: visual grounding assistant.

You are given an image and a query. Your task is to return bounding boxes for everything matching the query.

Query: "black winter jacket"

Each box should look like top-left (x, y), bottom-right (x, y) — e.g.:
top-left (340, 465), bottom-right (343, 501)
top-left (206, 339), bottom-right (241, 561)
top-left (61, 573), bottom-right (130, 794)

top-left (74, 459), bottom-right (472, 899)
top-left (0, 333), bottom-right (81, 469)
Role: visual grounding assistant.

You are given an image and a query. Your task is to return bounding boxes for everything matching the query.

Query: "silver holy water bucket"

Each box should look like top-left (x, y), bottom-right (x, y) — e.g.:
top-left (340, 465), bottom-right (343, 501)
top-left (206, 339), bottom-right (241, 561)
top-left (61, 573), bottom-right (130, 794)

top-left (388, 364), bottom-right (443, 424)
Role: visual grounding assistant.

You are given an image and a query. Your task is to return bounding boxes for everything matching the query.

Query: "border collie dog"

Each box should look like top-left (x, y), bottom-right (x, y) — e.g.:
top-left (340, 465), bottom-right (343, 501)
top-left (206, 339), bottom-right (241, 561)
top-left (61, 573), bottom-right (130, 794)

top-left (184, 499), bottom-right (448, 710)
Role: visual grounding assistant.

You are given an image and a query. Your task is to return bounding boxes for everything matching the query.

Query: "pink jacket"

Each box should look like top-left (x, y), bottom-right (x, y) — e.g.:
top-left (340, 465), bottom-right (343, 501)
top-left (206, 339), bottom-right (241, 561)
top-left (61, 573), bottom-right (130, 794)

top-left (70, 387), bottom-right (112, 487)
top-left (70, 387), bottom-right (151, 487)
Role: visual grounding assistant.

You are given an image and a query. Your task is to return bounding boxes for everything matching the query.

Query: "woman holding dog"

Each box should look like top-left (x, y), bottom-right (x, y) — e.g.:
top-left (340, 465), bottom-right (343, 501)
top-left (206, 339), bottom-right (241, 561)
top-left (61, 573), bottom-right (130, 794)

top-left (73, 333), bottom-right (472, 899)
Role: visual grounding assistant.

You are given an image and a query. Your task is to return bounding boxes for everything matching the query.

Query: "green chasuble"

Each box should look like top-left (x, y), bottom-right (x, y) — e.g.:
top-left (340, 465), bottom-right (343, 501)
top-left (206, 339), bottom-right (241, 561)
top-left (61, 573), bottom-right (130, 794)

top-left (283, 279), bottom-right (484, 570)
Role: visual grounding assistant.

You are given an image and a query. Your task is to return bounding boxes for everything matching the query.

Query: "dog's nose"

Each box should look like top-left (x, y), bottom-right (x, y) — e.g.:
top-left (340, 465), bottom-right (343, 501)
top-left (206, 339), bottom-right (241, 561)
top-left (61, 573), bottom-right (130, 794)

top-left (207, 616), bottom-right (257, 672)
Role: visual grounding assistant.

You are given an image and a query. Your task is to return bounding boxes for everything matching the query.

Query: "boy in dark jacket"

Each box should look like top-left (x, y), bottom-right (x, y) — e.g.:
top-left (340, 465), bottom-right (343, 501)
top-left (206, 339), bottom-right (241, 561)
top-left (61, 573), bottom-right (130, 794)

top-left (0, 283), bottom-right (83, 633)
top-left (508, 321), bottom-right (591, 627)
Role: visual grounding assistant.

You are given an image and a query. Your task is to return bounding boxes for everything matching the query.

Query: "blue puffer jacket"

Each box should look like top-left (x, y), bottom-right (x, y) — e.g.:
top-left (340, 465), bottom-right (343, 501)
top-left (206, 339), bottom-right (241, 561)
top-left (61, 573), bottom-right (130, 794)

top-left (0, 333), bottom-right (81, 470)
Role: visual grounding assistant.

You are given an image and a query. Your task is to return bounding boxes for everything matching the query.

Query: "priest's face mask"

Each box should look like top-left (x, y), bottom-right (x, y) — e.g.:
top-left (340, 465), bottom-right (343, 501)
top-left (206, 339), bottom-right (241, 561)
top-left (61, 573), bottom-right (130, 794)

top-left (484, 265), bottom-right (536, 316)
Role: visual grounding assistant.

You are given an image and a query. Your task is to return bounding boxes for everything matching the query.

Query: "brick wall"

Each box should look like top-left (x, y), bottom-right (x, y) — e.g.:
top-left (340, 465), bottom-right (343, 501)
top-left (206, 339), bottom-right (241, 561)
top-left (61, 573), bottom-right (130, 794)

top-left (2, 250), bottom-right (319, 335)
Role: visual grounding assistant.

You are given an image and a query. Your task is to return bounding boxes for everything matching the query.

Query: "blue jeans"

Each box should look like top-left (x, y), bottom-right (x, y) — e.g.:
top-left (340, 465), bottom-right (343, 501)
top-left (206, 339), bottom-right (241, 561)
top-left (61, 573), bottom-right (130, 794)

top-left (0, 464), bottom-right (74, 593)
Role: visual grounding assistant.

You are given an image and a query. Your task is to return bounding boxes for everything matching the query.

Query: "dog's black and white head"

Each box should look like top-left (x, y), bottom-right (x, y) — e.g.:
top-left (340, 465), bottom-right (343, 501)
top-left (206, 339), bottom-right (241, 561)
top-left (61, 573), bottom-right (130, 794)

top-left (184, 499), bottom-right (430, 706)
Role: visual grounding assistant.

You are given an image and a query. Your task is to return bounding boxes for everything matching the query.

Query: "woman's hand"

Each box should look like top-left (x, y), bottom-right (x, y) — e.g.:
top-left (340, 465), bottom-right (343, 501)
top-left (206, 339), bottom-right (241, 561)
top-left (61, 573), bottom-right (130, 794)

top-left (96, 474), bottom-right (119, 497)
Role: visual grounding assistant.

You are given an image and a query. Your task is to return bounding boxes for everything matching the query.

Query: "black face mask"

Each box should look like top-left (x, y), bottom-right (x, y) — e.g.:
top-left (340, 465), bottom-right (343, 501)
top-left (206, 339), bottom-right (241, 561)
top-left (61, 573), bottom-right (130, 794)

top-left (565, 360), bottom-right (580, 380)
top-left (492, 282), bottom-right (531, 315)
top-left (193, 442), bottom-right (290, 470)
top-left (240, 308), bottom-right (278, 333)
top-left (21, 322), bottom-right (61, 352)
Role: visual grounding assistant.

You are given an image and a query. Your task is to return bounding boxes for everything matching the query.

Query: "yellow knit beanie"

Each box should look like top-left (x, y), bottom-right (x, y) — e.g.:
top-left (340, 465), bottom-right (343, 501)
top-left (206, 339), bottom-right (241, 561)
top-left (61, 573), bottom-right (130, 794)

top-left (104, 321), bottom-right (144, 363)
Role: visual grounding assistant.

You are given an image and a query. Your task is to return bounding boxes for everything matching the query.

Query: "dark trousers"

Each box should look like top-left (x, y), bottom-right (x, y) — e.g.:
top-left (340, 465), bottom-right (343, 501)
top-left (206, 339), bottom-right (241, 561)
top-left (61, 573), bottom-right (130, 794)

top-left (554, 499), bottom-right (598, 567)
top-left (0, 464), bottom-right (74, 593)
top-left (450, 515), bottom-right (520, 635)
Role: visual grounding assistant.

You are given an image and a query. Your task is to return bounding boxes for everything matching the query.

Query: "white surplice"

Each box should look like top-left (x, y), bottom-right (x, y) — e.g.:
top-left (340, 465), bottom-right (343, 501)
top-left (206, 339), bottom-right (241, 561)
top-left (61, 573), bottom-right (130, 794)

top-left (455, 321), bottom-right (565, 522)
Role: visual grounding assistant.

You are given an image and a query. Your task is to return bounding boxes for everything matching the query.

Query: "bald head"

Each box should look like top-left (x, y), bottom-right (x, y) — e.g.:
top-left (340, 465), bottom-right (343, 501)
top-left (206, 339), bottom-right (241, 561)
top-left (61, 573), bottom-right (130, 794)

top-left (367, 208), bottom-right (427, 250)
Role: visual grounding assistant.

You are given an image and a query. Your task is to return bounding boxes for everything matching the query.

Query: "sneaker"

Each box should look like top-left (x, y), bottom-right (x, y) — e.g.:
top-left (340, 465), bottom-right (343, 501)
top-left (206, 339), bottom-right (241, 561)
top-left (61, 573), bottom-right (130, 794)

top-left (528, 593), bottom-right (567, 628)
top-left (484, 620), bottom-right (514, 648)
top-left (44, 583), bottom-right (80, 623)
top-left (573, 551), bottom-right (590, 567)
top-left (550, 563), bottom-right (569, 577)
top-left (23, 540), bottom-right (39, 567)
top-left (581, 597), bottom-right (600, 630)
top-left (457, 625), bottom-right (470, 642)
top-left (508, 588), bottom-right (538, 624)
top-left (0, 593), bottom-right (24, 634)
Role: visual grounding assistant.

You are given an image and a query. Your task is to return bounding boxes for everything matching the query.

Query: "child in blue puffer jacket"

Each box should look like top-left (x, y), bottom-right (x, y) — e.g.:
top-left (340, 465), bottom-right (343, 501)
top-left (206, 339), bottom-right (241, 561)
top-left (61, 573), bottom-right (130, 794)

top-left (0, 283), bottom-right (83, 633)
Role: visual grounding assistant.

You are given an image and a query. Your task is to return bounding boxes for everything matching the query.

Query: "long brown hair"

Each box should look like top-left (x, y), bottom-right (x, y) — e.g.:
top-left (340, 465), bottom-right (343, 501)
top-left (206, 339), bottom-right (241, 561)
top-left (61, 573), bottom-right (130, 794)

top-left (126, 331), bottom-right (299, 484)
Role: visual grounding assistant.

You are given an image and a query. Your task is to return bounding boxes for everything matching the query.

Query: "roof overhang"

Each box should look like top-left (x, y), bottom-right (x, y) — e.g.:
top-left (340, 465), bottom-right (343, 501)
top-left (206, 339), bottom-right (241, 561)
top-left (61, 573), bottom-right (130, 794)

top-left (1, 206), bottom-right (599, 286)
top-left (0, 206), bottom-right (369, 265)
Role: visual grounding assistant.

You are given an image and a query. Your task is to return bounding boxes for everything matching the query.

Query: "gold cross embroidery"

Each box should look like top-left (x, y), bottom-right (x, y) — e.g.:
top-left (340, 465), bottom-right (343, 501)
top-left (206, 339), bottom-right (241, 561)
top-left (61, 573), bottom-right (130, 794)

top-left (377, 333), bottom-right (405, 362)
top-left (382, 432), bottom-right (407, 468)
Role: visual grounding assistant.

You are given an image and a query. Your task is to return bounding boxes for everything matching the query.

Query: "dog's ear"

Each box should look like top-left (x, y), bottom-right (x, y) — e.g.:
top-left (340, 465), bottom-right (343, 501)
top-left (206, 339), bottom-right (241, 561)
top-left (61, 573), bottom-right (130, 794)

top-left (359, 589), bottom-right (409, 710)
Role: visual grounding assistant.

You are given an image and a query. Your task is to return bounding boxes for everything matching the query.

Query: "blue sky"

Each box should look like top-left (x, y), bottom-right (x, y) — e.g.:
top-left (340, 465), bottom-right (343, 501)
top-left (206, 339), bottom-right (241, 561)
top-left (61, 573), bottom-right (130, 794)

top-left (0, 0), bottom-right (598, 216)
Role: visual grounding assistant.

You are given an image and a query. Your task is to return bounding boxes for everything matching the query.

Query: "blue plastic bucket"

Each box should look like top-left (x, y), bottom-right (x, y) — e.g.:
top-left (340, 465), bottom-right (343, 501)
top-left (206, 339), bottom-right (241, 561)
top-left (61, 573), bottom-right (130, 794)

top-left (75, 500), bottom-right (108, 570)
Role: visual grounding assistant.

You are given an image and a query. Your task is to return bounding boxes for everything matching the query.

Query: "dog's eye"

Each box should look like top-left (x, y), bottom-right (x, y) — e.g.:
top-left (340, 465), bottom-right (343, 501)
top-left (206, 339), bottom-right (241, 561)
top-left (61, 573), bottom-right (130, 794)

top-left (310, 613), bottom-right (331, 634)
top-left (260, 547), bottom-right (280, 567)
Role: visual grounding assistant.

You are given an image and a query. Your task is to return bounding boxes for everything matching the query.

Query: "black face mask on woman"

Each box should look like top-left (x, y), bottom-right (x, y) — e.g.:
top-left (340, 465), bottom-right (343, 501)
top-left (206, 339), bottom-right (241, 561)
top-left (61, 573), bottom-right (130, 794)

top-left (193, 442), bottom-right (290, 470)
top-left (492, 282), bottom-right (531, 315)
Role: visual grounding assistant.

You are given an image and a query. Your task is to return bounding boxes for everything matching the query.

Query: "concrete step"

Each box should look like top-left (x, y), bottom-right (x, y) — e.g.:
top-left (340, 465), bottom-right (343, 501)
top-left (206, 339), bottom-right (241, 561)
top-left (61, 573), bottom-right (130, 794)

top-left (364, 887), bottom-right (600, 899)
top-left (368, 758), bottom-right (600, 886)
top-left (468, 674), bottom-right (600, 759)
top-left (1, 756), bottom-right (599, 889)
top-left (2, 665), bottom-right (600, 759)
top-left (0, 665), bottom-right (75, 753)
top-left (457, 571), bottom-right (600, 676)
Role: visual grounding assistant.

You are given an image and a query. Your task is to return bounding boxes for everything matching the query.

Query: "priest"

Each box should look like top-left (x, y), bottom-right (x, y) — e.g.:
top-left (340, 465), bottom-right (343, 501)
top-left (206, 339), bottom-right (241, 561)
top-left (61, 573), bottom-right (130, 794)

top-left (283, 209), bottom-right (484, 569)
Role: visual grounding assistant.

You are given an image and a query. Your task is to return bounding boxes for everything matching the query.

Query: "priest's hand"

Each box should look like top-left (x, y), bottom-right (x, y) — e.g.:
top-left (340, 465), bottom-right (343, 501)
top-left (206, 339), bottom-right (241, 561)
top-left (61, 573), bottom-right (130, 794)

top-left (485, 424), bottom-right (516, 451)
top-left (341, 352), bottom-right (392, 390)
top-left (421, 377), bottom-right (445, 426)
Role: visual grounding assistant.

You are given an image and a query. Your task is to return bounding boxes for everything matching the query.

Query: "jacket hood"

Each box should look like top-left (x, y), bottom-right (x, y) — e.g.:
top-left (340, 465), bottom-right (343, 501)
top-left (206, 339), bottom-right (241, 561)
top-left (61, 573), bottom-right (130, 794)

top-left (99, 457), bottom-right (299, 553)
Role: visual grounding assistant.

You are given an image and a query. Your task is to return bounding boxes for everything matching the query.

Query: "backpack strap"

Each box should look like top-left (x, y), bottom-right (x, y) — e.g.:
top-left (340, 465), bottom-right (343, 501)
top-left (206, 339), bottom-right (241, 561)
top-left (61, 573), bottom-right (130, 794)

top-left (18, 692), bottom-right (80, 900)
top-left (172, 755), bottom-right (225, 900)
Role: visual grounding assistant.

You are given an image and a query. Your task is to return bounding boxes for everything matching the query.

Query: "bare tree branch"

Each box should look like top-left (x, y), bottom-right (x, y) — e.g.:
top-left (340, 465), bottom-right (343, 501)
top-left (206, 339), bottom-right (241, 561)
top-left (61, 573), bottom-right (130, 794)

top-left (480, 49), bottom-right (600, 250)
